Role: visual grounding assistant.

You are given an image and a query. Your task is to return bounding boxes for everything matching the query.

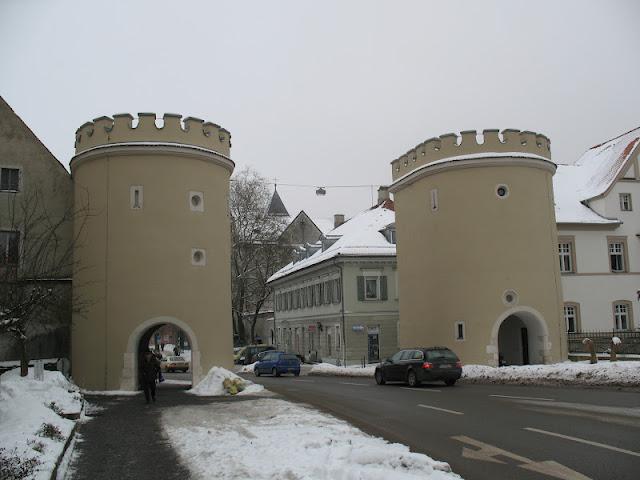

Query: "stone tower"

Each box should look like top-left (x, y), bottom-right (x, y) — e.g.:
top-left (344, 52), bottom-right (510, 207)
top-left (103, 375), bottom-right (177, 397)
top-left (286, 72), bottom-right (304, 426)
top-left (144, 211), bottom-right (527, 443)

top-left (71, 113), bottom-right (234, 390)
top-left (389, 129), bottom-right (566, 366)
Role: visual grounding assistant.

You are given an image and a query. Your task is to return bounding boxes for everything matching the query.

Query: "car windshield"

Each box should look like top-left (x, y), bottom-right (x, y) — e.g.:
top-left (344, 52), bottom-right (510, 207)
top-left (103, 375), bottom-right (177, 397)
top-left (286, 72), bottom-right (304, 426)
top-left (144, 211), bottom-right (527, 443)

top-left (426, 350), bottom-right (458, 361)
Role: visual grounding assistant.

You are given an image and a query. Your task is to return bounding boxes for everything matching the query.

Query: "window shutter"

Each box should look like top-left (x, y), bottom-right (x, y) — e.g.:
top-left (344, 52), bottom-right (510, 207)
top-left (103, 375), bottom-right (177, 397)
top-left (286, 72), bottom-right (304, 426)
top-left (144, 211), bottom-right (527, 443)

top-left (357, 276), bottom-right (364, 301)
top-left (380, 276), bottom-right (388, 301)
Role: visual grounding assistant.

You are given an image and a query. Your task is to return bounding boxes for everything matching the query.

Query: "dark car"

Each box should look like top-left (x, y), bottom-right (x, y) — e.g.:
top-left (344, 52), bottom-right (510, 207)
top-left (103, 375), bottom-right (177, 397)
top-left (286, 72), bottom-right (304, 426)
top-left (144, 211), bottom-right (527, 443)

top-left (374, 347), bottom-right (462, 387)
top-left (254, 352), bottom-right (301, 377)
top-left (234, 344), bottom-right (275, 365)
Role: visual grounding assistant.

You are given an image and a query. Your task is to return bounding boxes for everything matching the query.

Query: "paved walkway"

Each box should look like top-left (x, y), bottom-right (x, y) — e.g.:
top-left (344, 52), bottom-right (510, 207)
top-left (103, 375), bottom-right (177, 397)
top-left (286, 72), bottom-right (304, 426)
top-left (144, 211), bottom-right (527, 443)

top-left (67, 383), bottom-right (206, 479)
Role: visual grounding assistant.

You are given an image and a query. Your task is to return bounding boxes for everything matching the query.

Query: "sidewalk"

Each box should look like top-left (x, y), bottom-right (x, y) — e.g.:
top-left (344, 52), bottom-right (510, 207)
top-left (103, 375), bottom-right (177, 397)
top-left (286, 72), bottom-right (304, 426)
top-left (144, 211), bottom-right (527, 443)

top-left (64, 383), bottom-right (202, 479)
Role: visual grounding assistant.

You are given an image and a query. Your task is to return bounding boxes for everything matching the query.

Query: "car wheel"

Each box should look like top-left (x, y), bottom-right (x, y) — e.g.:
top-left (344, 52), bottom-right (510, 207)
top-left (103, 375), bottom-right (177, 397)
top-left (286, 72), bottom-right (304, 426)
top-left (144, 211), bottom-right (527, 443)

top-left (254, 368), bottom-right (261, 377)
top-left (407, 370), bottom-right (420, 387)
top-left (444, 379), bottom-right (456, 386)
top-left (272, 367), bottom-right (280, 377)
top-left (375, 370), bottom-right (386, 385)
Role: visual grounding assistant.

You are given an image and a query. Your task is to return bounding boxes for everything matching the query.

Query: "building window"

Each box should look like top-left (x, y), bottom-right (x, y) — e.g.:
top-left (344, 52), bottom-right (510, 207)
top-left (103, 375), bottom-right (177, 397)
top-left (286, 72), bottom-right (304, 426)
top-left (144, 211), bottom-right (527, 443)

top-left (189, 191), bottom-right (204, 212)
top-left (357, 275), bottom-right (388, 301)
top-left (327, 331), bottom-right (332, 356)
top-left (496, 184), bottom-right (509, 198)
top-left (335, 325), bottom-right (341, 351)
top-left (0, 168), bottom-right (20, 192)
top-left (0, 231), bottom-right (19, 265)
top-left (430, 189), bottom-right (438, 212)
top-left (558, 237), bottom-right (576, 273)
top-left (608, 238), bottom-right (627, 273)
top-left (563, 303), bottom-right (581, 333)
top-left (191, 248), bottom-right (206, 266)
top-left (334, 278), bottom-right (341, 303)
top-left (130, 185), bottom-right (143, 209)
top-left (388, 229), bottom-right (397, 244)
top-left (455, 321), bottom-right (465, 341)
top-left (619, 193), bottom-right (632, 211)
top-left (613, 301), bottom-right (633, 330)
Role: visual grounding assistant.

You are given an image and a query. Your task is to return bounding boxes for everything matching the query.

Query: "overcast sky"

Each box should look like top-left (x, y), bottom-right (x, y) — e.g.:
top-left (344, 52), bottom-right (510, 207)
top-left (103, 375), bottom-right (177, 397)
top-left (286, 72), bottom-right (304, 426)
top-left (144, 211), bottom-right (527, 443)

top-left (1, 0), bottom-right (639, 223)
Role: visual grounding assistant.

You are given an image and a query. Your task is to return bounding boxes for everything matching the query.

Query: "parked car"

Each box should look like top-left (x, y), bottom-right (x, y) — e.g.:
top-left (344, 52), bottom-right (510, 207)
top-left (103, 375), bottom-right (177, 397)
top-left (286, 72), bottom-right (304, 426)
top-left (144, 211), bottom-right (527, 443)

top-left (234, 344), bottom-right (275, 365)
top-left (254, 352), bottom-right (301, 377)
top-left (374, 347), bottom-right (462, 387)
top-left (161, 356), bottom-right (189, 373)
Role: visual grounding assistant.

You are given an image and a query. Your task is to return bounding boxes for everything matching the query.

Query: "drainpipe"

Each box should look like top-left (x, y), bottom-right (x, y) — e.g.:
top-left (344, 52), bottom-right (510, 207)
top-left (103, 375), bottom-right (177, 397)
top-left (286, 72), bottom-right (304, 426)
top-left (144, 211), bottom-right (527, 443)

top-left (334, 258), bottom-right (346, 367)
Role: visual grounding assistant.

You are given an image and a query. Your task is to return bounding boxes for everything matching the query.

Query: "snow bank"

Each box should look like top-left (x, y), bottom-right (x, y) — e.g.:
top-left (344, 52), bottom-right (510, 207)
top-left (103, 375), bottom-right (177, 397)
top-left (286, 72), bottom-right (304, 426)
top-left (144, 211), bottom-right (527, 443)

top-left (162, 398), bottom-right (460, 480)
top-left (0, 368), bottom-right (82, 479)
top-left (309, 362), bottom-right (376, 377)
top-left (188, 366), bottom-right (264, 396)
top-left (463, 361), bottom-right (640, 387)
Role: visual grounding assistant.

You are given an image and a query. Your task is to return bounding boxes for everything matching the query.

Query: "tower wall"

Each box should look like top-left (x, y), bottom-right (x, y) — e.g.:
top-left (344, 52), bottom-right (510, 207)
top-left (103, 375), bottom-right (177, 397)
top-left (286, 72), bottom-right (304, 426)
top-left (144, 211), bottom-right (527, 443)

top-left (71, 113), bottom-right (234, 390)
top-left (390, 129), bottom-right (566, 366)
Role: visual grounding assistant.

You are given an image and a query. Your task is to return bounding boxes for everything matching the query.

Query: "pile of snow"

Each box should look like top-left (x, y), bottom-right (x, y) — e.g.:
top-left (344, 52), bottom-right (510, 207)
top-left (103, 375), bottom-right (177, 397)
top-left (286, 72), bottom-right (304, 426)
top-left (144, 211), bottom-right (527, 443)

top-left (309, 362), bottom-right (376, 377)
top-left (0, 368), bottom-right (82, 479)
top-left (188, 366), bottom-right (264, 396)
top-left (162, 398), bottom-right (460, 479)
top-left (463, 361), bottom-right (640, 386)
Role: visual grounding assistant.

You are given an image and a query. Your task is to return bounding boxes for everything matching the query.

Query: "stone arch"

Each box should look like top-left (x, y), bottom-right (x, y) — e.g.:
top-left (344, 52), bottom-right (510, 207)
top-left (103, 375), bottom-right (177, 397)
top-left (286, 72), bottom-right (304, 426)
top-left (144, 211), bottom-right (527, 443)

top-left (120, 316), bottom-right (202, 391)
top-left (487, 306), bottom-right (551, 367)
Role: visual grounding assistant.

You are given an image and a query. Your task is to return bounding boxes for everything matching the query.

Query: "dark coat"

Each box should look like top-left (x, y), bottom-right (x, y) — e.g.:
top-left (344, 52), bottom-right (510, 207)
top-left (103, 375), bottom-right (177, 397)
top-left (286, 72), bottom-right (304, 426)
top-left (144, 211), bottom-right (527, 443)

top-left (140, 354), bottom-right (161, 384)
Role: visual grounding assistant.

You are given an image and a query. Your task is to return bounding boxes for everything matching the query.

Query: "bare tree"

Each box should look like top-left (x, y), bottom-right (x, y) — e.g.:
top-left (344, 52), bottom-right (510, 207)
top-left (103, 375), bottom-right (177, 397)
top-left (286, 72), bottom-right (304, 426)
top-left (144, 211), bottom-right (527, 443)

top-left (230, 168), bottom-right (291, 344)
top-left (0, 187), bottom-right (88, 376)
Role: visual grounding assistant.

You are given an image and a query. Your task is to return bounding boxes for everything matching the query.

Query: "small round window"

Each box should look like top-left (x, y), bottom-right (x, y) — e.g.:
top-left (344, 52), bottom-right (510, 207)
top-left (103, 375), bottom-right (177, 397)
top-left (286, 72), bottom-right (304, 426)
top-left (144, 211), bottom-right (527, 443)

top-left (191, 194), bottom-right (201, 207)
top-left (189, 191), bottom-right (204, 211)
top-left (496, 184), bottom-right (509, 199)
top-left (503, 289), bottom-right (518, 306)
top-left (192, 249), bottom-right (206, 266)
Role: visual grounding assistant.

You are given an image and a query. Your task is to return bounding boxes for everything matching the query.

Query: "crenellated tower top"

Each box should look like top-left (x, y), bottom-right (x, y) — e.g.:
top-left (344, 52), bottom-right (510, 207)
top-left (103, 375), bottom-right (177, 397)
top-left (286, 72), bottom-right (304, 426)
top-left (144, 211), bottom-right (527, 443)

top-left (74, 113), bottom-right (231, 157)
top-left (391, 129), bottom-right (551, 182)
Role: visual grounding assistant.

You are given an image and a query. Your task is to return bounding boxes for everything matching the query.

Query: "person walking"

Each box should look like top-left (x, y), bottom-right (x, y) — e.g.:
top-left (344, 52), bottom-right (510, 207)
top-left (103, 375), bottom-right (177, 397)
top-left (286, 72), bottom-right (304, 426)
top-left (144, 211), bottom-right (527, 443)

top-left (140, 349), bottom-right (161, 404)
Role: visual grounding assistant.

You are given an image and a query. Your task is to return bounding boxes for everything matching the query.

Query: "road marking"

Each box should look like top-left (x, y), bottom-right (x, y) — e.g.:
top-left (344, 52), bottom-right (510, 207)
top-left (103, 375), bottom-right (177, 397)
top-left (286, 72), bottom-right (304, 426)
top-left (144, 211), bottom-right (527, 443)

top-left (524, 427), bottom-right (640, 458)
top-left (401, 387), bottom-right (441, 393)
top-left (490, 394), bottom-right (555, 402)
top-left (417, 404), bottom-right (464, 415)
top-left (340, 382), bottom-right (370, 386)
top-left (293, 379), bottom-right (314, 383)
top-left (452, 435), bottom-right (591, 479)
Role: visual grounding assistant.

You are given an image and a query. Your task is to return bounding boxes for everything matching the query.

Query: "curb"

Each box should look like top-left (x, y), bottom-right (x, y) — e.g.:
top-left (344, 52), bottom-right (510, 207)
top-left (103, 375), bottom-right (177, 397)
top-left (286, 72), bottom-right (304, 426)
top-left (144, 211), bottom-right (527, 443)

top-left (50, 399), bottom-right (84, 480)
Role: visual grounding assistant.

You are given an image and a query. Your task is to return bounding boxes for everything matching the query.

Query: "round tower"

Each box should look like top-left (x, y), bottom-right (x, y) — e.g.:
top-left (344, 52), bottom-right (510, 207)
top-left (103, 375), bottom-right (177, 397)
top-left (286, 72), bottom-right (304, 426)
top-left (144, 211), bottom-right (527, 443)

top-left (71, 113), bottom-right (234, 390)
top-left (389, 129), bottom-right (566, 366)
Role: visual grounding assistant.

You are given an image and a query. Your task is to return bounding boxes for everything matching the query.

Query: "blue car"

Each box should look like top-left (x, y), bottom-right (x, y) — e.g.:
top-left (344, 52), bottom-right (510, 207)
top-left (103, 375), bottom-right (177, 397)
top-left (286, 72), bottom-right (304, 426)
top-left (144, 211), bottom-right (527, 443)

top-left (254, 351), bottom-right (301, 377)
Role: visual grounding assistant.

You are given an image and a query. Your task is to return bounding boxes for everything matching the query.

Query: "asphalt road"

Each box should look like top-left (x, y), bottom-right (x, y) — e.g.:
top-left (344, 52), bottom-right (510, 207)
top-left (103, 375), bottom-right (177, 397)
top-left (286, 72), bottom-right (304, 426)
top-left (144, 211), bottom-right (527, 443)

top-left (242, 372), bottom-right (640, 480)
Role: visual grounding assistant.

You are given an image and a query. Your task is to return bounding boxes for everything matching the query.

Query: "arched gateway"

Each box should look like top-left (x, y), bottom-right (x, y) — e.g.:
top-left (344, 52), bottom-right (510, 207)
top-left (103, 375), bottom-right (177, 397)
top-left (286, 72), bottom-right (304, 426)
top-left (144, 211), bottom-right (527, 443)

top-left (70, 113), bottom-right (235, 391)
top-left (490, 307), bottom-right (551, 367)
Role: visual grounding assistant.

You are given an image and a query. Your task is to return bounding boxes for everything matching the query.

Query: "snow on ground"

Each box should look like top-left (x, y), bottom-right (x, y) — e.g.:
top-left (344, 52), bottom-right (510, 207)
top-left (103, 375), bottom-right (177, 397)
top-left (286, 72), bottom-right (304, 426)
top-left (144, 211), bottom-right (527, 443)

top-left (0, 368), bottom-right (82, 480)
top-left (309, 362), bottom-right (376, 377)
top-left (463, 361), bottom-right (640, 387)
top-left (310, 361), bottom-right (640, 386)
top-left (162, 398), bottom-right (461, 480)
top-left (187, 366), bottom-right (264, 396)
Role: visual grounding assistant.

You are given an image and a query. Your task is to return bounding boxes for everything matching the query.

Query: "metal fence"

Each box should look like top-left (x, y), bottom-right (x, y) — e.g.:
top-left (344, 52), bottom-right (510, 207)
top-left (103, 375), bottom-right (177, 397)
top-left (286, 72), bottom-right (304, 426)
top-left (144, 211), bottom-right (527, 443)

top-left (568, 330), bottom-right (640, 355)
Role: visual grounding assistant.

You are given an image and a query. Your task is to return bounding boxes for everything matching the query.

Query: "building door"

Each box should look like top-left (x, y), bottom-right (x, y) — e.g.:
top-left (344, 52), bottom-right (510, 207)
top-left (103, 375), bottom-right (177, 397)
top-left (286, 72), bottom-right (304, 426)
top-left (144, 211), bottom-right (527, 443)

top-left (367, 326), bottom-right (380, 363)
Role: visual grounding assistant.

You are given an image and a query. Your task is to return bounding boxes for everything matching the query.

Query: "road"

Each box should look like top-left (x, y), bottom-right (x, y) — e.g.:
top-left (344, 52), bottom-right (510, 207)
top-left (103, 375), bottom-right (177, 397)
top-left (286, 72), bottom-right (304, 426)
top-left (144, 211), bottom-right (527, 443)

top-left (242, 372), bottom-right (640, 480)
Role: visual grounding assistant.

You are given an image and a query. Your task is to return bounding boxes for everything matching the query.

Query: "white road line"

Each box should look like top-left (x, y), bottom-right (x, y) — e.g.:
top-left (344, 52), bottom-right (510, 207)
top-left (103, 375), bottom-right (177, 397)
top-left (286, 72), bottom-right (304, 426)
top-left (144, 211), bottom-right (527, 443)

top-left (401, 387), bottom-right (442, 393)
top-left (340, 382), bottom-right (370, 386)
top-left (293, 379), bottom-right (314, 383)
top-left (524, 427), bottom-right (640, 458)
top-left (490, 394), bottom-right (555, 402)
top-left (418, 404), bottom-right (464, 415)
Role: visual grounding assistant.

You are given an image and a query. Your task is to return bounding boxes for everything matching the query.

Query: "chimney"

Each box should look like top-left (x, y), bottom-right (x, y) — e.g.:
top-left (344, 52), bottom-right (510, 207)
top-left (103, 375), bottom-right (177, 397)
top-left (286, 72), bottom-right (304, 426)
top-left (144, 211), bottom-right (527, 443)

top-left (377, 186), bottom-right (389, 205)
top-left (334, 214), bottom-right (345, 228)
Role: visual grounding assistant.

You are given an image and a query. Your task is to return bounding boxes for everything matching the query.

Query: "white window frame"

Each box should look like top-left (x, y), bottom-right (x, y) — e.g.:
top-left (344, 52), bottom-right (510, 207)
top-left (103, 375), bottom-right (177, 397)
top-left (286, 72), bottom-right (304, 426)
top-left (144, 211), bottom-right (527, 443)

top-left (189, 191), bottom-right (204, 212)
top-left (558, 242), bottom-right (573, 273)
top-left (614, 303), bottom-right (630, 330)
top-left (564, 305), bottom-right (578, 333)
top-left (130, 185), bottom-right (143, 209)
top-left (608, 241), bottom-right (626, 273)
top-left (364, 276), bottom-right (380, 300)
top-left (619, 193), bottom-right (632, 212)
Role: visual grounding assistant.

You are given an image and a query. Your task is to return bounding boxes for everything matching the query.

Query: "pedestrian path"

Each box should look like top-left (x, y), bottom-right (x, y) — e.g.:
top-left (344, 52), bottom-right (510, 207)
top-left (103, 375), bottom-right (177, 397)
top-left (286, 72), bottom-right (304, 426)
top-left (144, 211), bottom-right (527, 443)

top-left (65, 383), bottom-right (207, 479)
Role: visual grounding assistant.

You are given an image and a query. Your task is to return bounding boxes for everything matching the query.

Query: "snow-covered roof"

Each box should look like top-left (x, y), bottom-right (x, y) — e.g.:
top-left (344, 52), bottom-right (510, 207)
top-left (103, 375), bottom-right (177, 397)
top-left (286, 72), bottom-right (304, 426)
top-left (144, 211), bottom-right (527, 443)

top-left (553, 127), bottom-right (640, 224)
top-left (268, 203), bottom-right (396, 283)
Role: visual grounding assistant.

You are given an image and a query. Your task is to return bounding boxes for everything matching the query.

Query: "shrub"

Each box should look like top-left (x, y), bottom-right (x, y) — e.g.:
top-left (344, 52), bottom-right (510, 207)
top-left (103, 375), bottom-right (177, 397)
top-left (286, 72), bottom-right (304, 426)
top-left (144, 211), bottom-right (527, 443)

top-left (37, 423), bottom-right (64, 442)
top-left (47, 401), bottom-right (63, 416)
top-left (0, 447), bottom-right (41, 480)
